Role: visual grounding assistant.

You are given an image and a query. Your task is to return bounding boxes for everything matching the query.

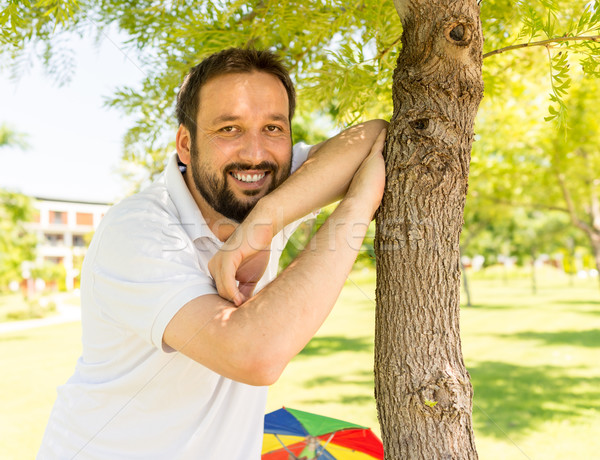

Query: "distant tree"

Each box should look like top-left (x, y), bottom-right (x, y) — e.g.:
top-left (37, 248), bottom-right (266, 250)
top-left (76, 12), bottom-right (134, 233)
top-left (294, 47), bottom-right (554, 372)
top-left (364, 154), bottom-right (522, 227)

top-left (0, 123), bottom-right (28, 149)
top-left (0, 190), bottom-right (37, 290)
top-left (0, 120), bottom-right (34, 290)
top-left (540, 74), bottom-right (600, 289)
top-left (476, 70), bottom-right (600, 290)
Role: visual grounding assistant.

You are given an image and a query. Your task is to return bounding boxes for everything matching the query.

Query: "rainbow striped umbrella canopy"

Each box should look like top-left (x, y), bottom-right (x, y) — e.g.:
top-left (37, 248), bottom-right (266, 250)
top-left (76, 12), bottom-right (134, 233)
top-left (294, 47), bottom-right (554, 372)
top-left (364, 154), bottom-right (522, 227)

top-left (262, 407), bottom-right (383, 460)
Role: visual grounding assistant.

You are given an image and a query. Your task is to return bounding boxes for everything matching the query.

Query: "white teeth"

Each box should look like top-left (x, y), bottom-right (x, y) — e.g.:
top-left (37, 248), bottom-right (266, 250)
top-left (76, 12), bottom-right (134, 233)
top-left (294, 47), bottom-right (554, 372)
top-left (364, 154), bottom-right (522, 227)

top-left (233, 172), bottom-right (266, 183)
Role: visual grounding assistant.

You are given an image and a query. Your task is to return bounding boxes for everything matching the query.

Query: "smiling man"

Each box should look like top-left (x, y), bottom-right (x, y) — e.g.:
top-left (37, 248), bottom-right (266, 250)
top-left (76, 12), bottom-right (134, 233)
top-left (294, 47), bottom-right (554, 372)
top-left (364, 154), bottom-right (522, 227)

top-left (179, 70), bottom-right (295, 228)
top-left (38, 48), bottom-right (387, 460)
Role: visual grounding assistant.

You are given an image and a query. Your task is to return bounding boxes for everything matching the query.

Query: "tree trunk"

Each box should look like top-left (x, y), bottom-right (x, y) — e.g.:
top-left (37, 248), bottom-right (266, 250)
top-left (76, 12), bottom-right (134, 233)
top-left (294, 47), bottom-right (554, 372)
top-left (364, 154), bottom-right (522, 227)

top-left (374, 1), bottom-right (483, 458)
top-left (531, 248), bottom-right (537, 296)
top-left (459, 248), bottom-right (472, 307)
top-left (590, 233), bottom-right (600, 291)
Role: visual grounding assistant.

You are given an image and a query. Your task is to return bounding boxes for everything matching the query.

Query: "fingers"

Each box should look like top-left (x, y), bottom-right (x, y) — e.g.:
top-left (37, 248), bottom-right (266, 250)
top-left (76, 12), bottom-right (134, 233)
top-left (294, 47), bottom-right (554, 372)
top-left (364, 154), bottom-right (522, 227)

top-left (370, 128), bottom-right (387, 156)
top-left (237, 282), bottom-right (256, 301)
top-left (208, 255), bottom-right (246, 307)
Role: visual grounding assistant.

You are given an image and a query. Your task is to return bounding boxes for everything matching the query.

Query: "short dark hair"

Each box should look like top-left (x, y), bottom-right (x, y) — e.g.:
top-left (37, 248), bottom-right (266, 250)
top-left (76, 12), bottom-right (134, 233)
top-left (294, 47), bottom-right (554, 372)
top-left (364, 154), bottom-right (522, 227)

top-left (176, 48), bottom-right (296, 137)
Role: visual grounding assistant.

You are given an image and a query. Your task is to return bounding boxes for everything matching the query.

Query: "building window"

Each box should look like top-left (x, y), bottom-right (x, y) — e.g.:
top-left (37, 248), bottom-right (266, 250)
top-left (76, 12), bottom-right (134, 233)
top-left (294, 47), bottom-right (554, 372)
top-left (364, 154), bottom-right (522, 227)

top-left (73, 235), bottom-right (86, 247)
top-left (45, 256), bottom-right (63, 265)
top-left (76, 212), bottom-right (93, 226)
top-left (45, 233), bottom-right (64, 246)
top-left (49, 211), bottom-right (67, 225)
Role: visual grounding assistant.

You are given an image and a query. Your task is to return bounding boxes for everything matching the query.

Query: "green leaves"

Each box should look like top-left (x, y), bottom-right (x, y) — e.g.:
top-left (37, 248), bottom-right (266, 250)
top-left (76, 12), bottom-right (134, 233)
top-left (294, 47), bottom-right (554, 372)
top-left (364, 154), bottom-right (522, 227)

top-left (2, 0), bottom-right (600, 187)
top-left (516, 0), bottom-right (556, 41)
top-left (481, 1), bottom-right (599, 129)
top-left (0, 123), bottom-right (29, 150)
top-left (0, 190), bottom-right (37, 289)
top-left (545, 50), bottom-right (570, 129)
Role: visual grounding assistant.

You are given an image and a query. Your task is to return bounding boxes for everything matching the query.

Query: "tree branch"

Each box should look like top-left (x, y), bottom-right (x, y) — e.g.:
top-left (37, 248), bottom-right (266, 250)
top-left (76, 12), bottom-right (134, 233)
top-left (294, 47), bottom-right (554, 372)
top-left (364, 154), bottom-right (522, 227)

top-left (483, 34), bottom-right (600, 59)
top-left (580, 150), bottom-right (600, 231)
top-left (555, 171), bottom-right (595, 235)
top-left (377, 35), bottom-right (403, 61)
top-left (492, 198), bottom-right (569, 214)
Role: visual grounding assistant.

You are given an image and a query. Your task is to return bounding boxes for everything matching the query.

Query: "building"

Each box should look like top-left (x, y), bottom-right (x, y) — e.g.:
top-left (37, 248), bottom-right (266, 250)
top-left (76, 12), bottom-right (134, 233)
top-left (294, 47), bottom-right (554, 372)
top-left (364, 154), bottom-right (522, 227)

top-left (27, 197), bottom-right (110, 291)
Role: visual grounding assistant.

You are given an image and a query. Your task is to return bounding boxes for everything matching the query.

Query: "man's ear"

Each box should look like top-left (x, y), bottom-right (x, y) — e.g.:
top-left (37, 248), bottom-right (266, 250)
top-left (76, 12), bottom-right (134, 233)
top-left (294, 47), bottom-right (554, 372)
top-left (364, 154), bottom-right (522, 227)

top-left (176, 124), bottom-right (192, 165)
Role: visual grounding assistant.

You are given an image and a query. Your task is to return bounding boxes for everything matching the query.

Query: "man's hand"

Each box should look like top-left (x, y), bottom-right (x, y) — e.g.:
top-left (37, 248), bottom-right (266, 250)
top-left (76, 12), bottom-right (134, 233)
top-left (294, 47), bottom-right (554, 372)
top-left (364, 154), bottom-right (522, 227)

top-left (208, 212), bottom-right (274, 306)
top-left (345, 129), bottom-right (387, 217)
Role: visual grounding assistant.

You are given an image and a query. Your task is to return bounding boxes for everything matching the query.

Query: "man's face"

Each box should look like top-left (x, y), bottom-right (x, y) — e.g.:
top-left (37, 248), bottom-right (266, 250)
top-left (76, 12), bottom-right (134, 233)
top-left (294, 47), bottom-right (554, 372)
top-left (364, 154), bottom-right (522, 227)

top-left (188, 71), bottom-right (293, 223)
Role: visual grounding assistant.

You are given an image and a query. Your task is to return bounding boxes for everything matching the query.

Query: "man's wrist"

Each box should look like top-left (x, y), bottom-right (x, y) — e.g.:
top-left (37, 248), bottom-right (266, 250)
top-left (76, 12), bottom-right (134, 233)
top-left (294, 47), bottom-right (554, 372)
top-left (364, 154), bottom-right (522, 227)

top-left (251, 194), bottom-right (287, 236)
top-left (239, 197), bottom-right (280, 248)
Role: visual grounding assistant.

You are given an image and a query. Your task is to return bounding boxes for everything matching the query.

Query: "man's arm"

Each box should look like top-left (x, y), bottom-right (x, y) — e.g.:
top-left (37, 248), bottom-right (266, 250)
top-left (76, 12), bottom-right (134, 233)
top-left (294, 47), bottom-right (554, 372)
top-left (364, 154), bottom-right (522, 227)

top-left (210, 120), bottom-right (388, 304)
top-left (265, 118), bottom-right (388, 233)
top-left (163, 133), bottom-right (386, 386)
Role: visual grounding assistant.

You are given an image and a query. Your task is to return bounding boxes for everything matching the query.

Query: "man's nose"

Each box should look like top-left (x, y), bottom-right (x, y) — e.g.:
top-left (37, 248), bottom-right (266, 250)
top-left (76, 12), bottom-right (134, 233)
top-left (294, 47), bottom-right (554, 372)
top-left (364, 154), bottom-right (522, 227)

top-left (238, 130), bottom-right (268, 164)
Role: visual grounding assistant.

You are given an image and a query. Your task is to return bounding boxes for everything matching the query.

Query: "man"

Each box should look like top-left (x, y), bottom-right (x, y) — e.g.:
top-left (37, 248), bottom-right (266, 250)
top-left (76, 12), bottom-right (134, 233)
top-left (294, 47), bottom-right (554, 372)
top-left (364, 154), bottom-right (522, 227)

top-left (38, 48), bottom-right (387, 459)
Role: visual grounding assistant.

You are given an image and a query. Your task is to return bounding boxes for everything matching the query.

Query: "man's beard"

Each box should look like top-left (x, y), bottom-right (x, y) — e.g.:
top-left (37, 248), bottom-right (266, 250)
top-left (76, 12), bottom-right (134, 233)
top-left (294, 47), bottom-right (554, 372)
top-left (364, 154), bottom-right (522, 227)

top-left (189, 142), bottom-right (292, 223)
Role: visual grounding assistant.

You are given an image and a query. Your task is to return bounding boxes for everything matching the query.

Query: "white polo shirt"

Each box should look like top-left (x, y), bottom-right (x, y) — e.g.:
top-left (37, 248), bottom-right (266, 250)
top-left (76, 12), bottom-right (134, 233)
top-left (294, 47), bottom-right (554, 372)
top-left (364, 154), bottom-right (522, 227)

top-left (38, 143), bottom-right (314, 460)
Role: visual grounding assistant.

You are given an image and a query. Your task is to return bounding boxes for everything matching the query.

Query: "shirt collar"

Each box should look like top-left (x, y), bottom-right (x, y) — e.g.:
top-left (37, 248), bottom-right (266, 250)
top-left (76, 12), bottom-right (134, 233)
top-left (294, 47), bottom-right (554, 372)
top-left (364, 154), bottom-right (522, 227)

top-left (165, 153), bottom-right (222, 245)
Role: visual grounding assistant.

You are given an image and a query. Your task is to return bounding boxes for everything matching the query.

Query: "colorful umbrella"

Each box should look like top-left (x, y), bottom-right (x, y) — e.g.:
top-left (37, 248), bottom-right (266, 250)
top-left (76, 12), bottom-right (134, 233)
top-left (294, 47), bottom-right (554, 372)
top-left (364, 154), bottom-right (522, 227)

top-left (262, 407), bottom-right (384, 460)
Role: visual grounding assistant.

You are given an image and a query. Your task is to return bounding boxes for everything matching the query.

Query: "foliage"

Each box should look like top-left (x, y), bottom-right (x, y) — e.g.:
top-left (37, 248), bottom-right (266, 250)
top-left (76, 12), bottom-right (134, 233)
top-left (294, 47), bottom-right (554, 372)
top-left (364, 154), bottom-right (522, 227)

top-left (279, 205), bottom-right (333, 271)
top-left (31, 260), bottom-right (66, 283)
top-left (0, 122), bottom-right (28, 149)
top-left (0, 190), bottom-right (37, 289)
top-left (2, 0), bottom-right (598, 175)
top-left (481, 0), bottom-right (600, 127)
top-left (471, 67), bottom-right (600, 276)
top-left (278, 204), bottom-right (376, 272)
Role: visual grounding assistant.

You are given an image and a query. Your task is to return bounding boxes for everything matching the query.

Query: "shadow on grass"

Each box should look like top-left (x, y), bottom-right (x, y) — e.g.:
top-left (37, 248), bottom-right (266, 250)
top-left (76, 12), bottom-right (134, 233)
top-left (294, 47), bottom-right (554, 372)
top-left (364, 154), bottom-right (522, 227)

top-left (303, 394), bottom-right (375, 406)
top-left (503, 329), bottom-right (600, 348)
top-left (553, 299), bottom-right (600, 306)
top-left (301, 371), bottom-right (375, 406)
top-left (0, 335), bottom-right (27, 343)
top-left (297, 335), bottom-right (373, 358)
top-left (461, 304), bottom-right (518, 310)
top-left (304, 370), bottom-right (373, 389)
top-left (470, 361), bottom-right (600, 438)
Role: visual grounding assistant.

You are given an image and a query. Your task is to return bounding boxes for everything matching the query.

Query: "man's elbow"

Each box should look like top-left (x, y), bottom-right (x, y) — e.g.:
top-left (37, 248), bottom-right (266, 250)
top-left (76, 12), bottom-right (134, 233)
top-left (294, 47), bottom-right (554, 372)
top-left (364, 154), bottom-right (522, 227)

top-left (229, 352), bottom-right (288, 387)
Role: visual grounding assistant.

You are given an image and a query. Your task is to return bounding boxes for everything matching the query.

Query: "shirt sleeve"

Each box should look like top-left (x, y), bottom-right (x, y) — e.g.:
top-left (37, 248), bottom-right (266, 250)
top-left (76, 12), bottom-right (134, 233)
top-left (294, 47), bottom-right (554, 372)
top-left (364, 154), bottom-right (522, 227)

top-left (88, 205), bottom-right (217, 351)
top-left (291, 142), bottom-right (313, 173)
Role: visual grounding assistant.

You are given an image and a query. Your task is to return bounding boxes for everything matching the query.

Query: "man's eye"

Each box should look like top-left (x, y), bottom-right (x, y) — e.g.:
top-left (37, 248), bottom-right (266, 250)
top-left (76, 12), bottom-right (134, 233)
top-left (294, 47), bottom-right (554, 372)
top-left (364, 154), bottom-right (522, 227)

top-left (221, 126), bottom-right (235, 132)
top-left (266, 125), bottom-right (281, 132)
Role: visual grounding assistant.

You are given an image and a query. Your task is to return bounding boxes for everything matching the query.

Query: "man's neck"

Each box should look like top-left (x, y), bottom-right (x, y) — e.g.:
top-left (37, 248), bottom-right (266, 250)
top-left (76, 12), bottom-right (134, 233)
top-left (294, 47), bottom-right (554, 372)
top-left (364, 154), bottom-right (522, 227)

top-left (183, 170), bottom-right (237, 242)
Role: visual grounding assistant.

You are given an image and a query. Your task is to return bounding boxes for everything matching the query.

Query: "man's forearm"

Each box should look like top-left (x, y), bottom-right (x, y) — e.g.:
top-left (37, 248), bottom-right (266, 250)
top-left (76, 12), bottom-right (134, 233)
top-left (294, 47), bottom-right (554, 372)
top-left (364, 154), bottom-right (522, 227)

top-left (166, 195), bottom-right (376, 386)
top-left (255, 119), bottom-right (388, 235)
top-left (229, 195), bottom-right (376, 383)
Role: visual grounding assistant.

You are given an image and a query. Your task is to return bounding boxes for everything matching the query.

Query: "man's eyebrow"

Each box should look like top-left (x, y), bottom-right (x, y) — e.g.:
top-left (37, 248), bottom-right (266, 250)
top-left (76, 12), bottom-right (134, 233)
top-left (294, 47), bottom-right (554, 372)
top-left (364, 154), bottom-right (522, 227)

top-left (212, 115), bottom-right (241, 124)
top-left (211, 113), bottom-right (289, 124)
top-left (269, 114), bottom-right (289, 124)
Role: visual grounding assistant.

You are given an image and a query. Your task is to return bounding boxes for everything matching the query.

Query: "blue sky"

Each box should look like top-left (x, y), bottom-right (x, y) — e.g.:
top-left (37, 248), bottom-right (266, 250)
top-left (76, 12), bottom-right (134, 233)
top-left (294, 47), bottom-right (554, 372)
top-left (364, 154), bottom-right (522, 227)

top-left (0, 30), bottom-right (147, 203)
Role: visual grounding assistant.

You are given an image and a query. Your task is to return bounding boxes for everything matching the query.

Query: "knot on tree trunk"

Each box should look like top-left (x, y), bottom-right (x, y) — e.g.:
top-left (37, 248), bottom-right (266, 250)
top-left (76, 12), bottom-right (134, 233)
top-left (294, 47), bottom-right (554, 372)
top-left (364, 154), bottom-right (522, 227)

top-left (444, 16), bottom-right (475, 47)
top-left (415, 373), bottom-right (471, 418)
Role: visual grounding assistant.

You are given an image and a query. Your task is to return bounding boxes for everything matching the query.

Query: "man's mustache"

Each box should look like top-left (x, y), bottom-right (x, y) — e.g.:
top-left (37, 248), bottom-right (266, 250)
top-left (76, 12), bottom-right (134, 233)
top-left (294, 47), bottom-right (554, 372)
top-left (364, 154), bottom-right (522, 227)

top-left (223, 162), bottom-right (278, 174)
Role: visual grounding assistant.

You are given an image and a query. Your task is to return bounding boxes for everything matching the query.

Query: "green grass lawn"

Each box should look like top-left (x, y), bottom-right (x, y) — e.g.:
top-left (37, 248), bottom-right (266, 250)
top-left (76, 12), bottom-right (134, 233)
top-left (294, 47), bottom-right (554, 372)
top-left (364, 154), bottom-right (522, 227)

top-left (1, 267), bottom-right (599, 459)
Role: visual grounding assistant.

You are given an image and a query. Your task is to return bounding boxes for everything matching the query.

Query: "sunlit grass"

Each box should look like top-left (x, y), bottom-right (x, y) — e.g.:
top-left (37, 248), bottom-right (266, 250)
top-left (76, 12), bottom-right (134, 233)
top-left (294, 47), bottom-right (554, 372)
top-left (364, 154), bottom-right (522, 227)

top-left (0, 322), bottom-right (81, 460)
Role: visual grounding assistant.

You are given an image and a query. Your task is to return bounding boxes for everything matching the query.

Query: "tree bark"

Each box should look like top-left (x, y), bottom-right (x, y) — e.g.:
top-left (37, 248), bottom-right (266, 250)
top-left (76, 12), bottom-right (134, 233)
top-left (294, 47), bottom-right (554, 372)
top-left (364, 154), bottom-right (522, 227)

top-left (374, 1), bottom-right (483, 458)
